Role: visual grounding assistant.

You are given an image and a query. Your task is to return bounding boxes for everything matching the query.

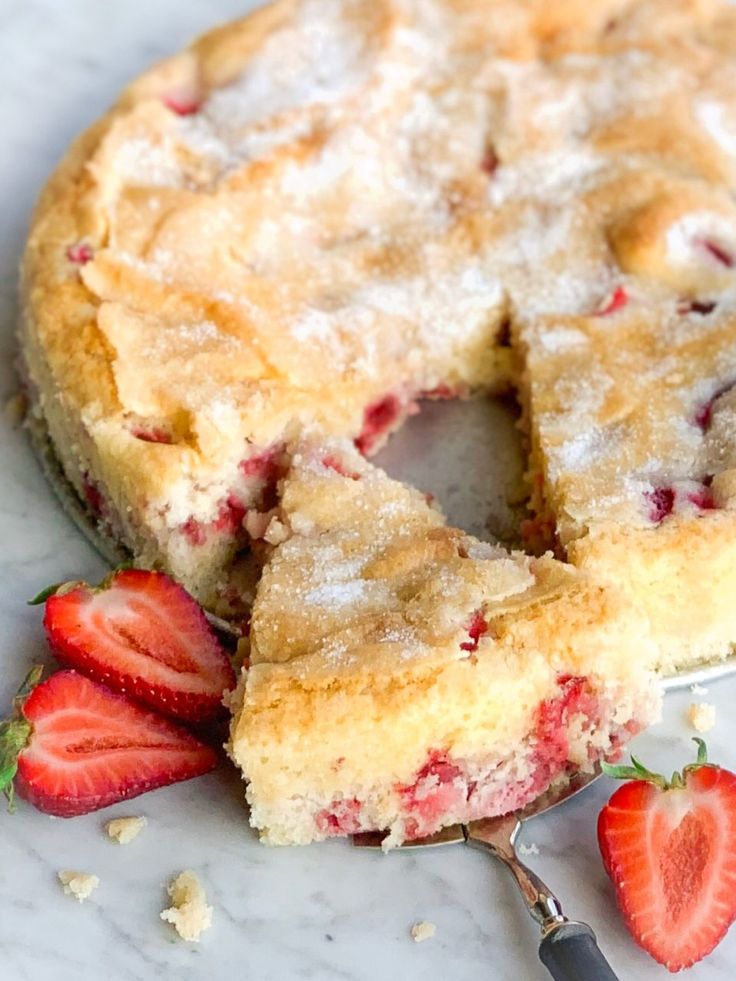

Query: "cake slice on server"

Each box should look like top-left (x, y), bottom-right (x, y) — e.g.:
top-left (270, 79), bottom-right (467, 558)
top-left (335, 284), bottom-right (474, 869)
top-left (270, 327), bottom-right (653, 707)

top-left (228, 440), bottom-right (659, 847)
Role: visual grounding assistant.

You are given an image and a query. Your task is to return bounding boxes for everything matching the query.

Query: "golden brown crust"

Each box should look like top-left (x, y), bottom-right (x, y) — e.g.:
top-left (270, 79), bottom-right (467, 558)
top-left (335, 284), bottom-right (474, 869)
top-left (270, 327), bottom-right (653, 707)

top-left (19, 0), bottom-right (736, 648)
top-left (230, 439), bottom-right (659, 844)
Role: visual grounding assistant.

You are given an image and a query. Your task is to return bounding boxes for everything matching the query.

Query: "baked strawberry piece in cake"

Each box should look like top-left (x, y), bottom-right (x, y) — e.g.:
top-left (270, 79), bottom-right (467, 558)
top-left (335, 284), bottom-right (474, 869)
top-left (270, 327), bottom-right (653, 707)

top-left (229, 441), bottom-right (659, 846)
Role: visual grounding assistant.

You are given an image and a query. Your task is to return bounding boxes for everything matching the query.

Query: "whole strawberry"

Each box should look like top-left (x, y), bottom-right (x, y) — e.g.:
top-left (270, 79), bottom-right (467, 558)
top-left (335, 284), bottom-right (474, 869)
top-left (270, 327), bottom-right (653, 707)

top-left (598, 739), bottom-right (736, 973)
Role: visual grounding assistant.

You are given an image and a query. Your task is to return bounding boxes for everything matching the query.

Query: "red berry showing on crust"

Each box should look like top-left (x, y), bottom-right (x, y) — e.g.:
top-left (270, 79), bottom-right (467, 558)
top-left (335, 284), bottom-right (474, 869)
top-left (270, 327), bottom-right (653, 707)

top-left (239, 446), bottom-right (286, 483)
top-left (322, 454), bottom-right (361, 480)
top-left (646, 486), bottom-right (675, 523)
top-left (315, 797), bottom-right (363, 836)
top-left (694, 380), bottom-right (736, 431)
top-left (130, 425), bottom-right (173, 444)
top-left (163, 94), bottom-right (201, 116)
top-left (42, 570), bottom-right (235, 724)
top-left (399, 751), bottom-right (465, 833)
top-left (595, 286), bottom-right (628, 316)
top-left (7, 670), bottom-right (217, 817)
top-left (699, 238), bottom-right (734, 269)
top-left (66, 242), bottom-right (93, 265)
top-left (81, 472), bottom-right (106, 518)
top-left (354, 394), bottom-right (405, 455)
top-left (460, 609), bottom-right (488, 652)
top-left (687, 488), bottom-right (716, 511)
top-left (678, 299), bottom-right (716, 317)
top-left (481, 145), bottom-right (499, 175)
top-left (420, 383), bottom-right (460, 400)
top-left (213, 494), bottom-right (247, 534)
top-left (598, 741), bottom-right (736, 972)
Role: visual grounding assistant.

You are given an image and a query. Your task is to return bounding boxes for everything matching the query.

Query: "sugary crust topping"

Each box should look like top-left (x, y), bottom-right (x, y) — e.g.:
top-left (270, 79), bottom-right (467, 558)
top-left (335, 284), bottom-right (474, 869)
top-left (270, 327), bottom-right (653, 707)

top-left (232, 444), bottom-right (661, 842)
top-left (243, 438), bottom-right (655, 685)
top-left (23, 0), bottom-right (736, 531)
top-left (20, 0), bottom-right (736, 640)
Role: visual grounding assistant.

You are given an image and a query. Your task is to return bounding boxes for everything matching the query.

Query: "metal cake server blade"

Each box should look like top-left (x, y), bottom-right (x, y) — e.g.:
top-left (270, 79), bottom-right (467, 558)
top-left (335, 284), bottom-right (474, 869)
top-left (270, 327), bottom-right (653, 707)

top-left (353, 765), bottom-right (618, 981)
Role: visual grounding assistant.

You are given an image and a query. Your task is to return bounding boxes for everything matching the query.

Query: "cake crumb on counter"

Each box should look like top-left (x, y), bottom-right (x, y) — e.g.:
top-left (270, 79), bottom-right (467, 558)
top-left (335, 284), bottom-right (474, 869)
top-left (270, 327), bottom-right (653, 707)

top-left (518, 842), bottom-right (540, 856)
top-left (160, 870), bottom-right (213, 942)
top-left (411, 921), bottom-right (436, 943)
top-left (105, 815), bottom-right (147, 844)
top-left (688, 702), bottom-right (716, 733)
top-left (58, 871), bottom-right (99, 902)
top-left (689, 683), bottom-right (709, 696)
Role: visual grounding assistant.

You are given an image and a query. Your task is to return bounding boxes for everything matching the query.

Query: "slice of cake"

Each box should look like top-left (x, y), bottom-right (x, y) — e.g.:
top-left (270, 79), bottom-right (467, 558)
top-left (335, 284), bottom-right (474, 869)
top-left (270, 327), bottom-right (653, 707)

top-left (229, 440), bottom-right (659, 846)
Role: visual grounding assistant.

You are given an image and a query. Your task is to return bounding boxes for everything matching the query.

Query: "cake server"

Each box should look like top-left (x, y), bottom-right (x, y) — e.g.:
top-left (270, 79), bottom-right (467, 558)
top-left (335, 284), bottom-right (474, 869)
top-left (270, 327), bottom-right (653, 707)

top-left (353, 765), bottom-right (618, 981)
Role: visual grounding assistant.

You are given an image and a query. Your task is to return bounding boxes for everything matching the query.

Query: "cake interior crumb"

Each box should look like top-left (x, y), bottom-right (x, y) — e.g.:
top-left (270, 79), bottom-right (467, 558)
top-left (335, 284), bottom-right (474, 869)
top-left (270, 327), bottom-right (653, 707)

top-left (160, 870), bottom-right (213, 942)
top-left (105, 815), bottom-right (147, 844)
top-left (687, 702), bottom-right (716, 733)
top-left (58, 871), bottom-right (100, 902)
top-left (411, 920), bottom-right (437, 943)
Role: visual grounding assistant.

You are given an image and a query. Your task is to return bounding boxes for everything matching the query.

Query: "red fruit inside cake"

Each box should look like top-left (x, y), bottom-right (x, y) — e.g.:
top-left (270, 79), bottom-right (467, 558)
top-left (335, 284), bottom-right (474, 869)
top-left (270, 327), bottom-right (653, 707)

top-left (230, 440), bottom-right (659, 847)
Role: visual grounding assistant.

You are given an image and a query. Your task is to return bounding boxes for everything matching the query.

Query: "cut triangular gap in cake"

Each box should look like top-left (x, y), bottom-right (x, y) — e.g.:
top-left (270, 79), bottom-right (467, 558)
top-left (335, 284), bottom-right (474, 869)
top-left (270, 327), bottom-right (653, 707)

top-left (229, 439), bottom-right (659, 847)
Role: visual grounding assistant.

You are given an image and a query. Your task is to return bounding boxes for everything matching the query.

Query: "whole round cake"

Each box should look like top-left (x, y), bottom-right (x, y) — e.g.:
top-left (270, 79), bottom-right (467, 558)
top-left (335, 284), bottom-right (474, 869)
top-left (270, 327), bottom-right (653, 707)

top-left (18, 0), bottom-right (736, 842)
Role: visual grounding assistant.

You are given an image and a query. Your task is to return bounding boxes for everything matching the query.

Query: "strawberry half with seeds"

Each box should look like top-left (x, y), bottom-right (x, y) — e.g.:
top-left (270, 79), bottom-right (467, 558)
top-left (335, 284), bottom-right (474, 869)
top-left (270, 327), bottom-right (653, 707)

top-left (40, 569), bottom-right (235, 724)
top-left (1, 669), bottom-right (217, 816)
top-left (598, 739), bottom-right (736, 972)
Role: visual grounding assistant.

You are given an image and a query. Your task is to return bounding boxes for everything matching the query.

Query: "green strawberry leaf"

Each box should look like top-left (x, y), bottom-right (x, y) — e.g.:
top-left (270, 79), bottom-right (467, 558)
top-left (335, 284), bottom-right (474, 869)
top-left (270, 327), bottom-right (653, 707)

top-left (603, 738), bottom-right (711, 792)
top-left (27, 581), bottom-right (84, 605)
top-left (0, 665), bottom-right (43, 811)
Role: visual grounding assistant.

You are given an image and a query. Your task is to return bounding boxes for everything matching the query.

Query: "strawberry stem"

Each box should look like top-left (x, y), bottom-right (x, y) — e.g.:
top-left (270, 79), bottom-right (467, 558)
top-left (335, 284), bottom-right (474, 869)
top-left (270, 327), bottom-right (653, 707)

top-left (27, 581), bottom-right (83, 605)
top-left (602, 738), bottom-right (710, 791)
top-left (0, 666), bottom-right (43, 810)
top-left (28, 566), bottom-right (133, 606)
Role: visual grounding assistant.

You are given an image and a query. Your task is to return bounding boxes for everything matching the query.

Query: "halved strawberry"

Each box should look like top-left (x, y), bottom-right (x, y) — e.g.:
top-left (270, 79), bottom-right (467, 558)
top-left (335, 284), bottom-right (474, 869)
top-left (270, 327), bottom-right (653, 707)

top-left (1, 669), bottom-right (217, 816)
top-left (40, 569), bottom-right (235, 724)
top-left (598, 740), bottom-right (736, 972)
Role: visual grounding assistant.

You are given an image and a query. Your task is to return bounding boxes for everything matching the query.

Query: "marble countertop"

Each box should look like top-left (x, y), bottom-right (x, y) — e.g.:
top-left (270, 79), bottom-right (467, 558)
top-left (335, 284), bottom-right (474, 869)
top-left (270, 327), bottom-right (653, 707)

top-left (3, 3), bottom-right (736, 978)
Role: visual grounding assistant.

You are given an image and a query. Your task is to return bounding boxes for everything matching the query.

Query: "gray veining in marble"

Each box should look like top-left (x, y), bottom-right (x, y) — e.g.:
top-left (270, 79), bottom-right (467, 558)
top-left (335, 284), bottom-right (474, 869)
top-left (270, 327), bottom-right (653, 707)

top-left (2, 3), bottom-right (736, 978)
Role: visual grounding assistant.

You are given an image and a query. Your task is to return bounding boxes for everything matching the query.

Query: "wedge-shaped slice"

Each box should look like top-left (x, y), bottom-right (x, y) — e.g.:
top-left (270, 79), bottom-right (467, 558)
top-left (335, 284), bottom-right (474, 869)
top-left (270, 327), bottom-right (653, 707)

top-left (229, 441), bottom-right (659, 847)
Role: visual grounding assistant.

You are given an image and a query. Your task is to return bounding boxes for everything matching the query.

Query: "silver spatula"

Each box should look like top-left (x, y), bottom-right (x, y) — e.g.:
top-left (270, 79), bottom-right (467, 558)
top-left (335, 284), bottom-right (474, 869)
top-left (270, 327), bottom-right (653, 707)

top-left (353, 765), bottom-right (618, 981)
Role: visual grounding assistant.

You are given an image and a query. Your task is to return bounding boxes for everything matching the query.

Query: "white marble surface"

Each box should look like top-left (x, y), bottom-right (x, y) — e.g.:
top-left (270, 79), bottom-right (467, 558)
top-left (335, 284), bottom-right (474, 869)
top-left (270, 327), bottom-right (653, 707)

top-left (2, 3), bottom-right (736, 978)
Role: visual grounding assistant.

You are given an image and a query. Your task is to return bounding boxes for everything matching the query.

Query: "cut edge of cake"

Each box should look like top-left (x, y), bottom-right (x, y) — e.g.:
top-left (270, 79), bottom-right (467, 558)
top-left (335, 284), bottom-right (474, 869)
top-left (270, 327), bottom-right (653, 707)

top-left (228, 438), bottom-right (660, 847)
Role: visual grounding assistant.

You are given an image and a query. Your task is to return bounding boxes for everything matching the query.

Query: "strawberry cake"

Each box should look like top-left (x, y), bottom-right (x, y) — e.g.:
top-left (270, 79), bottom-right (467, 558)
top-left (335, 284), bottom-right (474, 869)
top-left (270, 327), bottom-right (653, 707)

top-left (229, 440), bottom-right (659, 846)
top-left (17, 0), bottom-right (736, 839)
